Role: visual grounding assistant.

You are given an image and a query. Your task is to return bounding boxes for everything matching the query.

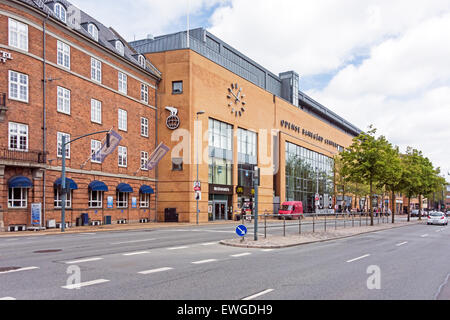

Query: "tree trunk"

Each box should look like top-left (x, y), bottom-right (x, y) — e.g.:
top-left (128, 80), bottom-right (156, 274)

top-left (391, 191), bottom-right (395, 224)
top-left (407, 197), bottom-right (411, 222)
top-left (370, 181), bottom-right (374, 226)
top-left (418, 194), bottom-right (423, 221)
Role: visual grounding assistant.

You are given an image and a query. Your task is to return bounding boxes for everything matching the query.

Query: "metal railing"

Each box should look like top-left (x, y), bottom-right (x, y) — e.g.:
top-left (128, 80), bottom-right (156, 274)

top-left (238, 212), bottom-right (392, 238)
top-left (0, 147), bottom-right (47, 164)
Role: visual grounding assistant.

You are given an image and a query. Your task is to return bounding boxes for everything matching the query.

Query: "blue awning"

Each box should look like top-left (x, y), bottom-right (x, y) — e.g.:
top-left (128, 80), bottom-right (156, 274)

top-left (117, 183), bottom-right (133, 193)
top-left (8, 176), bottom-right (32, 188)
top-left (88, 181), bottom-right (108, 192)
top-left (140, 185), bottom-right (154, 194)
top-left (54, 178), bottom-right (78, 190)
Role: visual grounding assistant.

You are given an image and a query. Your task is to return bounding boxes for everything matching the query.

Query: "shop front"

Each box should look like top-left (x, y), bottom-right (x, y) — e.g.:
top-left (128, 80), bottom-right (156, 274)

top-left (208, 184), bottom-right (233, 221)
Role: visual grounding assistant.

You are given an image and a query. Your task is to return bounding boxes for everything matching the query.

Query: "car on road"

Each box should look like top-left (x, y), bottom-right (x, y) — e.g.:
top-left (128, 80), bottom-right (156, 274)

top-left (427, 211), bottom-right (448, 225)
top-left (278, 201), bottom-right (303, 220)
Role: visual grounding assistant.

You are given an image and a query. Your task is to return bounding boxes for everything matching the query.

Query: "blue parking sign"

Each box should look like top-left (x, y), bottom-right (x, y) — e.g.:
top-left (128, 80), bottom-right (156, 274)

top-left (236, 225), bottom-right (247, 237)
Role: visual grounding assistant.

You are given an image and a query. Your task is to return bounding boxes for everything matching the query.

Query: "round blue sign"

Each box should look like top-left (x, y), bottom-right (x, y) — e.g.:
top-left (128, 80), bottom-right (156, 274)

top-left (236, 225), bottom-right (248, 237)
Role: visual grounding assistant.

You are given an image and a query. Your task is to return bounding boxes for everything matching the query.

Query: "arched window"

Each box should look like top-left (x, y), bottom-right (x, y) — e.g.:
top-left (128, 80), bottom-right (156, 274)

top-left (138, 55), bottom-right (146, 68)
top-left (88, 23), bottom-right (99, 41)
top-left (54, 3), bottom-right (67, 23)
top-left (115, 40), bottom-right (124, 56)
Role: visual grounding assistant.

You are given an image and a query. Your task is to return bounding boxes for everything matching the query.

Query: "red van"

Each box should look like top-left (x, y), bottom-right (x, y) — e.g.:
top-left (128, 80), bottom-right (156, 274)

top-left (278, 201), bottom-right (304, 219)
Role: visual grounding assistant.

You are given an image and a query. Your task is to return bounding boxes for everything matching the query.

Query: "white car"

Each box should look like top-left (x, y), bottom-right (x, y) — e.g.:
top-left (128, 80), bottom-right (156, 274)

top-left (427, 211), bottom-right (448, 225)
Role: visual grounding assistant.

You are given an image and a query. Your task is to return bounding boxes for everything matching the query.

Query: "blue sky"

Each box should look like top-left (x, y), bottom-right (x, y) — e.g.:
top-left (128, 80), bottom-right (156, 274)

top-left (68, 0), bottom-right (450, 180)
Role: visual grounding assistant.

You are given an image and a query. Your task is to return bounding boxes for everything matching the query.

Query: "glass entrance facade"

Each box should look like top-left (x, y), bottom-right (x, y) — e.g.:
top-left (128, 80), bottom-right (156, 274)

top-left (285, 142), bottom-right (334, 213)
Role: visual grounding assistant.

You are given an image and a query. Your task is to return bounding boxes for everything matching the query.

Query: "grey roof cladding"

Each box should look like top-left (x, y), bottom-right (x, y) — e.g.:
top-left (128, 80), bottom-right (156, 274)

top-left (16, 0), bottom-right (161, 79)
top-left (130, 28), bottom-right (361, 137)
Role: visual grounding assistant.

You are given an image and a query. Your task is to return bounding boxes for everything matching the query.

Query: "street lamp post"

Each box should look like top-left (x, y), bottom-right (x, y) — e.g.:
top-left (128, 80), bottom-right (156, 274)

top-left (196, 111), bottom-right (205, 225)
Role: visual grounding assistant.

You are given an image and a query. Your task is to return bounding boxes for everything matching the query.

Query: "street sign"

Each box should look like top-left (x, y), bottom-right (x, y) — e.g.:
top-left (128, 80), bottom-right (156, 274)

top-left (194, 181), bottom-right (201, 191)
top-left (236, 225), bottom-right (247, 237)
top-left (195, 191), bottom-right (201, 201)
top-left (315, 193), bottom-right (320, 201)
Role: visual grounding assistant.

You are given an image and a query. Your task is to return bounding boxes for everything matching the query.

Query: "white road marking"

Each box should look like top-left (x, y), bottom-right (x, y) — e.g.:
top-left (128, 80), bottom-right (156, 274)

top-left (0, 297), bottom-right (16, 300)
top-left (123, 251), bottom-right (150, 256)
top-left (420, 234), bottom-right (429, 238)
top-left (78, 233), bottom-right (96, 235)
top-left (62, 279), bottom-right (110, 290)
top-left (346, 254), bottom-right (370, 263)
top-left (242, 289), bottom-right (274, 300)
top-left (396, 241), bottom-right (408, 247)
top-left (192, 259), bottom-right (218, 264)
top-left (167, 246), bottom-right (188, 250)
top-left (65, 257), bottom-right (103, 264)
top-left (231, 253), bottom-right (252, 257)
top-left (201, 242), bottom-right (218, 246)
top-left (138, 267), bottom-right (173, 275)
top-left (111, 238), bottom-right (156, 245)
top-left (0, 267), bottom-right (39, 274)
top-left (261, 249), bottom-right (275, 252)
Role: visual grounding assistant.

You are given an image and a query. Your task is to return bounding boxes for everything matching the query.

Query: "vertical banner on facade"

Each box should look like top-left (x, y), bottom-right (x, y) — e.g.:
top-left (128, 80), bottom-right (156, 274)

top-left (92, 130), bottom-right (122, 163)
top-left (145, 142), bottom-right (170, 170)
top-left (131, 197), bottom-right (137, 208)
top-left (107, 196), bottom-right (114, 209)
top-left (31, 203), bottom-right (42, 226)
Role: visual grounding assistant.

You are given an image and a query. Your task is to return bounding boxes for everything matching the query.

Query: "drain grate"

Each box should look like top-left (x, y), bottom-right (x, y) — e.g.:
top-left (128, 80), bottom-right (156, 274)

top-left (33, 249), bottom-right (62, 253)
top-left (0, 267), bottom-right (21, 272)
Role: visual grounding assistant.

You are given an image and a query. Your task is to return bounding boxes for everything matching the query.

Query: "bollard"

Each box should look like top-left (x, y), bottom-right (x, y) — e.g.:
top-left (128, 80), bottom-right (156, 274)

top-left (299, 215), bottom-right (302, 235)
top-left (313, 214), bottom-right (315, 233)
top-left (352, 213), bottom-right (354, 228)
top-left (324, 214), bottom-right (327, 232)
top-left (264, 213), bottom-right (267, 239)
top-left (344, 214), bottom-right (346, 228)
top-left (283, 215), bottom-right (286, 237)
top-left (360, 213), bottom-right (362, 227)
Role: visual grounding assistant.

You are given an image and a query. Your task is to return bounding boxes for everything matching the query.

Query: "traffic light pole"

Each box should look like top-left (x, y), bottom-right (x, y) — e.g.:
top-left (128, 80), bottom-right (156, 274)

top-left (254, 167), bottom-right (260, 241)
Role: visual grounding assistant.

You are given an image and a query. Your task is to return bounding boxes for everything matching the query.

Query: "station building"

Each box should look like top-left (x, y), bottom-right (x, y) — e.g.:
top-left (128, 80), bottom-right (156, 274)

top-left (0, 0), bottom-right (160, 231)
top-left (130, 29), bottom-right (361, 223)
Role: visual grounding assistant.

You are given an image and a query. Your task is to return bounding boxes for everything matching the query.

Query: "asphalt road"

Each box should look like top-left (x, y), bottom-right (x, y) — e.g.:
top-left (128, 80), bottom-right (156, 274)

top-left (0, 221), bottom-right (448, 300)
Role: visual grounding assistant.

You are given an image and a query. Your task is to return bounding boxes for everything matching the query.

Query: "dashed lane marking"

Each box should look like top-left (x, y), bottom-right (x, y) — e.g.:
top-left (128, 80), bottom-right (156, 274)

top-left (242, 289), bottom-right (274, 300)
top-left (138, 267), bottom-right (174, 275)
top-left (192, 259), bottom-right (218, 264)
top-left (0, 267), bottom-right (39, 274)
top-left (346, 254), bottom-right (370, 263)
top-left (65, 257), bottom-right (103, 264)
top-left (62, 279), bottom-right (110, 290)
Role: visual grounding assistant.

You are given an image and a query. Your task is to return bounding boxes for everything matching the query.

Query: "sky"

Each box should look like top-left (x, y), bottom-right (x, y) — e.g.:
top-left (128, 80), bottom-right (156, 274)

top-left (69, 0), bottom-right (450, 180)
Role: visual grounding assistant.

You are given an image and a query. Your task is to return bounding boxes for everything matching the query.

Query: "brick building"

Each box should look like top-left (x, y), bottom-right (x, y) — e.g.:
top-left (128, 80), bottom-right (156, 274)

top-left (0, 0), bottom-right (161, 231)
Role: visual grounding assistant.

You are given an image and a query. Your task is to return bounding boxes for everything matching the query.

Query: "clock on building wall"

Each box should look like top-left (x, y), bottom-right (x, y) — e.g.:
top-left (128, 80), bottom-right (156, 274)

top-left (227, 83), bottom-right (246, 117)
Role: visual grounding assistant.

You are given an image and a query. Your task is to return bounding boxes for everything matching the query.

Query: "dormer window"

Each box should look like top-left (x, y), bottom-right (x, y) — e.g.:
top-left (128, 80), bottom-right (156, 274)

top-left (54, 3), bottom-right (67, 23)
top-left (115, 40), bottom-right (124, 56)
top-left (88, 23), bottom-right (99, 41)
top-left (138, 55), bottom-right (146, 68)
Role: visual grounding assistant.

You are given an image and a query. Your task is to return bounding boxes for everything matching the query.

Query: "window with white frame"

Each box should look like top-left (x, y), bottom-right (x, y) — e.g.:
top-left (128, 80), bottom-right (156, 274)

top-left (89, 190), bottom-right (103, 208)
top-left (8, 18), bottom-right (28, 51)
top-left (118, 72), bottom-right (127, 94)
top-left (140, 193), bottom-right (150, 208)
top-left (115, 40), bottom-right (125, 56)
top-left (118, 146), bottom-right (127, 167)
top-left (118, 109), bottom-right (127, 131)
top-left (8, 187), bottom-right (27, 208)
top-left (91, 99), bottom-right (102, 124)
top-left (141, 151), bottom-right (149, 170)
top-left (141, 84), bottom-right (148, 103)
top-left (141, 117), bottom-right (149, 137)
top-left (57, 132), bottom-right (70, 158)
top-left (54, 188), bottom-right (71, 208)
top-left (54, 3), bottom-right (67, 23)
top-left (91, 139), bottom-right (102, 163)
top-left (138, 55), bottom-right (146, 68)
top-left (91, 57), bottom-right (102, 83)
top-left (9, 70), bottom-right (28, 103)
top-left (57, 86), bottom-right (70, 115)
top-left (87, 23), bottom-right (98, 41)
top-left (57, 40), bottom-right (70, 69)
top-left (116, 191), bottom-right (128, 208)
top-left (8, 122), bottom-right (28, 151)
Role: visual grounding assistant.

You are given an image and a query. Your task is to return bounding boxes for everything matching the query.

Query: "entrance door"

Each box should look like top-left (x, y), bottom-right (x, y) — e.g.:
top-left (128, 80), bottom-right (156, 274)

top-left (213, 201), bottom-right (228, 221)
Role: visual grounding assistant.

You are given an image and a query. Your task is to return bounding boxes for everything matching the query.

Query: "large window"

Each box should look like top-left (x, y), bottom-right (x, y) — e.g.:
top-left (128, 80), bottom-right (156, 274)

top-left (54, 189), bottom-right (71, 208)
top-left (115, 41), bottom-right (125, 56)
top-left (57, 132), bottom-right (70, 158)
top-left (54, 3), bottom-right (67, 23)
top-left (208, 118), bottom-right (232, 151)
top-left (141, 117), bottom-right (149, 137)
top-left (87, 23), bottom-right (99, 41)
top-left (57, 40), bottom-right (70, 69)
top-left (9, 70), bottom-right (28, 103)
top-left (89, 190), bottom-right (103, 208)
top-left (91, 99), bottom-right (102, 124)
top-left (9, 18), bottom-right (28, 51)
top-left (9, 122), bottom-right (28, 151)
top-left (91, 139), bottom-right (102, 163)
top-left (140, 193), bottom-right (150, 208)
top-left (57, 86), bottom-right (71, 115)
top-left (118, 109), bottom-right (127, 131)
top-left (208, 119), bottom-right (233, 185)
top-left (91, 58), bottom-right (102, 83)
top-left (141, 84), bottom-right (148, 104)
top-left (8, 188), bottom-right (27, 208)
top-left (238, 128), bottom-right (257, 188)
top-left (116, 192), bottom-right (128, 208)
top-left (285, 142), bottom-right (334, 213)
top-left (118, 146), bottom-right (127, 167)
top-left (141, 151), bottom-right (149, 170)
top-left (118, 72), bottom-right (127, 94)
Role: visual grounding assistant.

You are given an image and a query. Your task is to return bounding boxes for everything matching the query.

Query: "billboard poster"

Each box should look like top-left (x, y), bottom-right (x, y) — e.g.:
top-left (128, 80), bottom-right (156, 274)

top-left (107, 196), bottom-right (114, 209)
top-left (131, 197), bottom-right (137, 208)
top-left (31, 203), bottom-right (42, 226)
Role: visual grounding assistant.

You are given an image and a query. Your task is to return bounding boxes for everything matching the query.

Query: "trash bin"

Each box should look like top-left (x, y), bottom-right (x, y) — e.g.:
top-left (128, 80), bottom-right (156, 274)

top-left (81, 213), bottom-right (89, 226)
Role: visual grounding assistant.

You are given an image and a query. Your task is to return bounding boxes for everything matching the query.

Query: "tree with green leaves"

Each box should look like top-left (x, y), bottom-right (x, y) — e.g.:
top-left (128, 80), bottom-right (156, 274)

top-left (340, 126), bottom-right (392, 226)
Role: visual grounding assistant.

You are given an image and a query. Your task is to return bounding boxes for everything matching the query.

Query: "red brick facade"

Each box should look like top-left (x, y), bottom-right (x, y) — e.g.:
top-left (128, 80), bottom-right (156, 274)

top-left (0, 0), bottom-right (160, 231)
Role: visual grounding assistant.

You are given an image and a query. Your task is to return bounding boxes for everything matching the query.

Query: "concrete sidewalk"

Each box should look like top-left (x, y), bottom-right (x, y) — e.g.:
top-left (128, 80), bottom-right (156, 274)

top-left (220, 220), bottom-right (424, 248)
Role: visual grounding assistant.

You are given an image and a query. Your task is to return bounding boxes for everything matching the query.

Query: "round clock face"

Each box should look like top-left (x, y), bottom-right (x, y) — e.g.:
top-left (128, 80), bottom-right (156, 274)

top-left (227, 83), bottom-right (246, 117)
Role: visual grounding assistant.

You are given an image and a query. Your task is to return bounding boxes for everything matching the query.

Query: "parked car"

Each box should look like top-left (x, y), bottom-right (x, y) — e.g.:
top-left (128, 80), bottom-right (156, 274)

top-left (411, 209), bottom-right (420, 217)
top-left (278, 201), bottom-right (303, 220)
top-left (427, 211), bottom-right (448, 225)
